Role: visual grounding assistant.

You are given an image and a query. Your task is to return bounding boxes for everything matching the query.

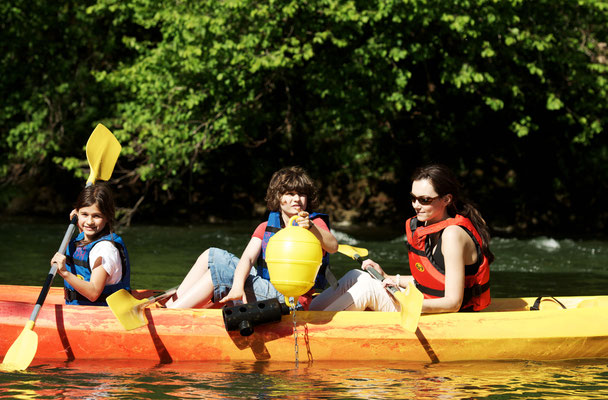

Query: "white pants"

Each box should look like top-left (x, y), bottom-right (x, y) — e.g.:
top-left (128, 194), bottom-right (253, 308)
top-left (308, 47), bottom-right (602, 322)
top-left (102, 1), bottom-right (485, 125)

top-left (309, 269), bottom-right (400, 312)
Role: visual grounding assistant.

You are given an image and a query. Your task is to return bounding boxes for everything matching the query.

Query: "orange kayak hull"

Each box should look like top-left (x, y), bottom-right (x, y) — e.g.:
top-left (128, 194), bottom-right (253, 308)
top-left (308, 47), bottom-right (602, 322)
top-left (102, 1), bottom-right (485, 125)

top-left (1, 285), bottom-right (607, 364)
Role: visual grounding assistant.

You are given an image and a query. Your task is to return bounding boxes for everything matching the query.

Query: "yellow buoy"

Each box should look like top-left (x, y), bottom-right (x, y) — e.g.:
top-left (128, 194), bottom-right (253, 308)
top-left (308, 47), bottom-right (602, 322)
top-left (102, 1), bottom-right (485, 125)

top-left (266, 215), bottom-right (323, 307)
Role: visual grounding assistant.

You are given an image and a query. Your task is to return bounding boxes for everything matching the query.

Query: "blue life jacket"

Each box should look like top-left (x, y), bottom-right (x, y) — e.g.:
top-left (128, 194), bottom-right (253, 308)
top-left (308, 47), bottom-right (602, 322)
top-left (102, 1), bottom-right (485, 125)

top-left (257, 211), bottom-right (331, 290)
top-left (64, 232), bottom-right (131, 306)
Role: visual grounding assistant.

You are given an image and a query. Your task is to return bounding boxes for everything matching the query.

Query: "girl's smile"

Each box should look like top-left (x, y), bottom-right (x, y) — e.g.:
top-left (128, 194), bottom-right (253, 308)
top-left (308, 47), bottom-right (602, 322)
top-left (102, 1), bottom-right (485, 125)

top-left (77, 203), bottom-right (107, 241)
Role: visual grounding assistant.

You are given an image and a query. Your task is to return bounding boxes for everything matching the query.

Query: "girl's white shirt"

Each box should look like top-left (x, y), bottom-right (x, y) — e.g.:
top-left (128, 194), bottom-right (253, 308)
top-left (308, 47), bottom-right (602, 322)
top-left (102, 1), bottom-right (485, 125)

top-left (89, 241), bottom-right (123, 285)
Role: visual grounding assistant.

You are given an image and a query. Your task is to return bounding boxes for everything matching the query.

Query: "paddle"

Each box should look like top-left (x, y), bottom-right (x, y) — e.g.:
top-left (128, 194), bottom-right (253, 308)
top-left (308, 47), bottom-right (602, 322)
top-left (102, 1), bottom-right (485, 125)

top-left (337, 244), bottom-right (423, 333)
top-left (107, 287), bottom-right (178, 331)
top-left (336, 244), bottom-right (369, 259)
top-left (1, 124), bottom-right (121, 371)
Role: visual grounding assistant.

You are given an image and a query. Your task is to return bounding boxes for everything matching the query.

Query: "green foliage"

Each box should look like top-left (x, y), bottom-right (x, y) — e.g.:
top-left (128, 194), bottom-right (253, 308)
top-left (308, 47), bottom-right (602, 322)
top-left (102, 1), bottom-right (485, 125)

top-left (2, 0), bottom-right (608, 233)
top-left (0, 0), bottom-right (126, 181)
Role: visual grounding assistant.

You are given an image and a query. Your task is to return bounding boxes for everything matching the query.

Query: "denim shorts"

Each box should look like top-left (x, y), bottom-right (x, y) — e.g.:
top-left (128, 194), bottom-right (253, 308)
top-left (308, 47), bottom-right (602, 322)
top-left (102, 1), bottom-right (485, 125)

top-left (208, 247), bottom-right (285, 304)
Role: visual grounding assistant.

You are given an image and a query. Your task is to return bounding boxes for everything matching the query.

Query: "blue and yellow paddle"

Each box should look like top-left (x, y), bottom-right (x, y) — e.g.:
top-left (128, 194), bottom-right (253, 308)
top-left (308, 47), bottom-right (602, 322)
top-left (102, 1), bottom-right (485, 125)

top-left (1, 124), bottom-right (121, 371)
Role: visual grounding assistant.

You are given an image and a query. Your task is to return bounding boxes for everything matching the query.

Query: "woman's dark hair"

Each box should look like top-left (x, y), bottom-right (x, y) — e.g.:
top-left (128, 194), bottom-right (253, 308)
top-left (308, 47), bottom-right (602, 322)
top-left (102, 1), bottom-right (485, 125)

top-left (74, 183), bottom-right (116, 244)
top-left (412, 164), bottom-right (494, 263)
top-left (265, 166), bottom-right (319, 212)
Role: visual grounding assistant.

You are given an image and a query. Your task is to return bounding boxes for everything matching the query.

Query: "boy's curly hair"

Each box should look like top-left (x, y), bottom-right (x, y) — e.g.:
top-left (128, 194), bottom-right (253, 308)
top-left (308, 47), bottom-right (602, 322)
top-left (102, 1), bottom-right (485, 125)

top-left (265, 166), bottom-right (319, 212)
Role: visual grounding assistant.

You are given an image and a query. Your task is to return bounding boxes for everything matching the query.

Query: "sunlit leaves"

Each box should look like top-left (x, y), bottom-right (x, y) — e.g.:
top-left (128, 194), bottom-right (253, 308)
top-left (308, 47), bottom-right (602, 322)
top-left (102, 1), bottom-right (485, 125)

top-left (546, 93), bottom-right (564, 111)
top-left (2, 0), bottom-right (607, 218)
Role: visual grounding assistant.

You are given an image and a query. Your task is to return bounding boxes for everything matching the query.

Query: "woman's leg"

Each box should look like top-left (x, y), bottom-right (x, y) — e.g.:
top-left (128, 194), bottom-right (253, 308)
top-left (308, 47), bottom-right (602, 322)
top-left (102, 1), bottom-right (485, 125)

top-left (310, 269), bottom-right (399, 311)
top-left (309, 270), bottom-right (366, 310)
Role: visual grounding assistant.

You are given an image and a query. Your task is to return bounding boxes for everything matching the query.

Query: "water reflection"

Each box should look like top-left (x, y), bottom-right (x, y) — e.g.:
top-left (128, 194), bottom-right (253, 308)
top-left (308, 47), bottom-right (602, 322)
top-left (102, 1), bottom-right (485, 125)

top-left (1, 359), bottom-right (607, 399)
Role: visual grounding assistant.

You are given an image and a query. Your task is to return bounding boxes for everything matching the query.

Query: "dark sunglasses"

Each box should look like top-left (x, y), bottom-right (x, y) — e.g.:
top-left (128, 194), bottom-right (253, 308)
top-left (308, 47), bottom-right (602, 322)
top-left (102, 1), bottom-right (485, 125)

top-left (410, 194), bottom-right (440, 205)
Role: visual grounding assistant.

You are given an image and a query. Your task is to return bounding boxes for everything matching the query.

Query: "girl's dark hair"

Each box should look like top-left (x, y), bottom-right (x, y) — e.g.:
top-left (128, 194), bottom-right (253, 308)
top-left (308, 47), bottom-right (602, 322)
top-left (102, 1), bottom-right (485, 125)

top-left (265, 166), bottom-right (319, 212)
top-left (74, 183), bottom-right (116, 244)
top-left (412, 164), bottom-right (494, 263)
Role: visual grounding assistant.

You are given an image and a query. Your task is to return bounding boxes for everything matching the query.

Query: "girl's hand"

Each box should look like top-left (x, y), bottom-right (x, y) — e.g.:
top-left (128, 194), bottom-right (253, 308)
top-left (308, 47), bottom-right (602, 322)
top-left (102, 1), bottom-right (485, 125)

top-left (296, 211), bottom-right (312, 229)
top-left (70, 209), bottom-right (82, 232)
top-left (51, 252), bottom-right (68, 278)
top-left (219, 287), bottom-right (247, 304)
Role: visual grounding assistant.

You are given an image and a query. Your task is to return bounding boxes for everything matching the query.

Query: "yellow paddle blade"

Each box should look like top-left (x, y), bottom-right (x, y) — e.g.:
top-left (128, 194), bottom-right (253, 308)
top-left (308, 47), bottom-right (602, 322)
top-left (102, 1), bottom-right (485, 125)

top-left (107, 289), bottom-right (149, 331)
top-left (394, 282), bottom-right (424, 332)
top-left (337, 244), bottom-right (369, 259)
top-left (1, 321), bottom-right (38, 371)
top-left (86, 124), bottom-right (121, 185)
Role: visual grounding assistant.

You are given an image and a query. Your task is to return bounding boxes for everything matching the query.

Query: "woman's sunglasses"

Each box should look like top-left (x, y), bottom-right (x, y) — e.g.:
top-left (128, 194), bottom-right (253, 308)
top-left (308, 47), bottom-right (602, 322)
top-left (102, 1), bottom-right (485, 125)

top-left (410, 194), bottom-right (440, 205)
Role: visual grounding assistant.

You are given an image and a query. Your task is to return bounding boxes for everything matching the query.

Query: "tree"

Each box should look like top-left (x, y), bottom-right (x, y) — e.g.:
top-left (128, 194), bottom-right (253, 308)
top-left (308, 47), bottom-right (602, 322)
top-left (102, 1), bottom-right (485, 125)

top-left (2, 0), bottom-right (607, 233)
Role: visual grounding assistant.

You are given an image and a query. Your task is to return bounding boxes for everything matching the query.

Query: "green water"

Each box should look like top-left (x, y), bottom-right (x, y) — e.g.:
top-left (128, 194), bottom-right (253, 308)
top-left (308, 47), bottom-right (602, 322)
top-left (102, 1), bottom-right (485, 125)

top-left (1, 359), bottom-right (607, 399)
top-left (1, 217), bottom-right (608, 399)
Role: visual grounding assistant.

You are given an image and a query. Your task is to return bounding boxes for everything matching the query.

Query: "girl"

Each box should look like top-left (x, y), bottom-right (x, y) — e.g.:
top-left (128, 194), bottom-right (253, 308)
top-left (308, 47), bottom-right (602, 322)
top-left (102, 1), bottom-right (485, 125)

top-left (310, 164), bottom-right (493, 313)
top-left (166, 166), bottom-right (338, 309)
top-left (50, 183), bottom-right (130, 306)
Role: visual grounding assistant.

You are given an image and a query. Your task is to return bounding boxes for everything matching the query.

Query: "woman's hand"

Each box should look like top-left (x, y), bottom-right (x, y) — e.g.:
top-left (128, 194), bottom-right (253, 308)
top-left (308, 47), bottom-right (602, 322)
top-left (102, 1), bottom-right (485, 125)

top-left (360, 259), bottom-right (386, 278)
top-left (382, 277), bottom-right (400, 288)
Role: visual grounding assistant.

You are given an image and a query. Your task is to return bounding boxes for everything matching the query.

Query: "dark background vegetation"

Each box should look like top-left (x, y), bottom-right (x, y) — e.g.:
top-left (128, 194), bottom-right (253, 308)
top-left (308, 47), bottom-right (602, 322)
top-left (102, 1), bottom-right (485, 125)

top-left (2, 0), bottom-right (607, 238)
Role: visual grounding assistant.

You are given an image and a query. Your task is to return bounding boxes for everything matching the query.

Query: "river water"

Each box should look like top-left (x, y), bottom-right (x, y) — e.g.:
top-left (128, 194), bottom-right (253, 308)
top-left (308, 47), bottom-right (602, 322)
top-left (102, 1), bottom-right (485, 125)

top-left (1, 217), bottom-right (607, 399)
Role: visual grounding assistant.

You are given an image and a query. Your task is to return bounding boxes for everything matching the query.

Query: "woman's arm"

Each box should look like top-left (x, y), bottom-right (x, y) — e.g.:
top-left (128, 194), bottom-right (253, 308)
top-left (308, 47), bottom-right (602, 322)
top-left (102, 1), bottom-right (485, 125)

top-left (420, 225), bottom-right (471, 313)
top-left (219, 237), bottom-right (263, 304)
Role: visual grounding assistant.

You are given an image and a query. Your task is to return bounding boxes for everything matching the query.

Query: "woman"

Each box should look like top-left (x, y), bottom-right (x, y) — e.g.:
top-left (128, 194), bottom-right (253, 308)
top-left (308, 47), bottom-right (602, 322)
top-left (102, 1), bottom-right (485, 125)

top-left (165, 166), bottom-right (338, 309)
top-left (310, 164), bottom-right (493, 313)
top-left (51, 183), bottom-right (131, 306)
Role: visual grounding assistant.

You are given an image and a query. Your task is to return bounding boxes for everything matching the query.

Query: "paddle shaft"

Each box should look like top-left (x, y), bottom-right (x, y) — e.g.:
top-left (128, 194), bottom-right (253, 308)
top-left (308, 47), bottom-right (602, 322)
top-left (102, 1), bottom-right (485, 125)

top-left (2, 125), bottom-right (121, 371)
top-left (31, 176), bottom-right (98, 322)
top-left (146, 287), bottom-right (178, 304)
top-left (353, 254), bottom-right (399, 295)
top-left (29, 214), bottom-right (79, 323)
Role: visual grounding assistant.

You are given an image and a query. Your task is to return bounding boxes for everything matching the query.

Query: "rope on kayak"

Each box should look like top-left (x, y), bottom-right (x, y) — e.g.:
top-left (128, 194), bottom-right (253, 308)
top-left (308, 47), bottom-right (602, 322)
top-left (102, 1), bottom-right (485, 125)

top-left (530, 296), bottom-right (567, 310)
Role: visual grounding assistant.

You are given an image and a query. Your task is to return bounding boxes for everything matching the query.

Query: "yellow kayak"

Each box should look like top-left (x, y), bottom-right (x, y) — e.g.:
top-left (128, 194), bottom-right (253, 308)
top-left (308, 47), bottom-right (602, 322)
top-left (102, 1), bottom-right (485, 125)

top-left (1, 285), bottom-right (607, 364)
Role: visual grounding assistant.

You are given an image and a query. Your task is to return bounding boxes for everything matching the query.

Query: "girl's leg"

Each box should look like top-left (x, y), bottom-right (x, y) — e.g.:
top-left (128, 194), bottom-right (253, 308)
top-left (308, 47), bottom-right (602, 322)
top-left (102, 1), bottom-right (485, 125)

top-left (166, 248), bottom-right (236, 308)
top-left (245, 268), bottom-right (285, 303)
top-left (165, 249), bottom-right (211, 307)
top-left (166, 270), bottom-right (214, 308)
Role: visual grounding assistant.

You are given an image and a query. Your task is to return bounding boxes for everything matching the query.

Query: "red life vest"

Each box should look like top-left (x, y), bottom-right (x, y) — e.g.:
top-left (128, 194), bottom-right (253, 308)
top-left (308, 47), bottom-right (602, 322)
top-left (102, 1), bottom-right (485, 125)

top-left (405, 214), bottom-right (491, 311)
